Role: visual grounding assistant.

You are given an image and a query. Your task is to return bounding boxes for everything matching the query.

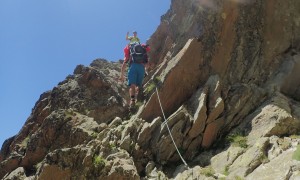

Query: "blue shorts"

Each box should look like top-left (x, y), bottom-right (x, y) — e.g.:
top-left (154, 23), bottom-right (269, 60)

top-left (127, 63), bottom-right (145, 87)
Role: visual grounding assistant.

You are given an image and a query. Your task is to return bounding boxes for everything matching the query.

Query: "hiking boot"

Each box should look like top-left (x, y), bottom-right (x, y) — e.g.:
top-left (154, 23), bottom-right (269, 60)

top-left (129, 98), bottom-right (136, 108)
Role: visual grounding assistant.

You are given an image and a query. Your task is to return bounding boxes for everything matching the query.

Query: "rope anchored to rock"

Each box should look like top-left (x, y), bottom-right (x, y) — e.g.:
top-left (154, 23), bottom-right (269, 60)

top-left (155, 87), bottom-right (190, 169)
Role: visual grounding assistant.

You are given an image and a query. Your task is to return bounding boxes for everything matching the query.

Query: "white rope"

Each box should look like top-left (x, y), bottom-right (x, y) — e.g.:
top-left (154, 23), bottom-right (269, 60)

top-left (155, 87), bottom-right (189, 168)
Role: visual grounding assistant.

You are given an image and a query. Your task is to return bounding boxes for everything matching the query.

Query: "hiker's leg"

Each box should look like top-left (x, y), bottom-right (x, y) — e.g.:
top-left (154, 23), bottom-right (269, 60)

top-left (128, 63), bottom-right (137, 106)
top-left (129, 84), bottom-right (136, 99)
top-left (129, 84), bottom-right (136, 106)
top-left (136, 64), bottom-right (145, 88)
top-left (127, 64), bottom-right (138, 87)
top-left (133, 64), bottom-right (145, 102)
top-left (135, 86), bottom-right (139, 97)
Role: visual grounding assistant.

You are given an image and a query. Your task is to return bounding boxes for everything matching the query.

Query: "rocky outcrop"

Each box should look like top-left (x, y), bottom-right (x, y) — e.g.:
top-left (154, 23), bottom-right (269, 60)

top-left (1, 0), bottom-right (300, 179)
top-left (209, 93), bottom-right (300, 179)
top-left (0, 59), bottom-right (129, 179)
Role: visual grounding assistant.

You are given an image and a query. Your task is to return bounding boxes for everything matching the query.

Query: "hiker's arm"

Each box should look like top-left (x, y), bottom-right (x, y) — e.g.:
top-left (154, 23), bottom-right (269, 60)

top-left (126, 32), bottom-right (130, 41)
top-left (119, 61), bottom-right (126, 81)
top-left (144, 62), bottom-right (149, 71)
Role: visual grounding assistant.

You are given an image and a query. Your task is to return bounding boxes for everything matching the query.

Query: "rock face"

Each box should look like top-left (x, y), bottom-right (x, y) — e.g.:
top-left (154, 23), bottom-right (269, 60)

top-left (0, 59), bottom-right (130, 179)
top-left (1, 0), bottom-right (300, 179)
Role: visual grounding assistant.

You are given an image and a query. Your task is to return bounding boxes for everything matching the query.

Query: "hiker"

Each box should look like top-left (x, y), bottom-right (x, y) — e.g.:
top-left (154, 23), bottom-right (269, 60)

top-left (124, 31), bottom-right (140, 61)
top-left (120, 40), bottom-right (150, 108)
top-left (126, 31), bottom-right (140, 44)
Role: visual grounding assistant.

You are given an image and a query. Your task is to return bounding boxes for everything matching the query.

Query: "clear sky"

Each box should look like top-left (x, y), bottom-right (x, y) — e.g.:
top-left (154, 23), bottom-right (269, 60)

top-left (0, 0), bottom-right (170, 147)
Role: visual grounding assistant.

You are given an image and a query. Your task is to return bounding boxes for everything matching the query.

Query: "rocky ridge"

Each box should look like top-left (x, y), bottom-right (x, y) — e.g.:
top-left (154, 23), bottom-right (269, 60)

top-left (1, 0), bottom-right (300, 179)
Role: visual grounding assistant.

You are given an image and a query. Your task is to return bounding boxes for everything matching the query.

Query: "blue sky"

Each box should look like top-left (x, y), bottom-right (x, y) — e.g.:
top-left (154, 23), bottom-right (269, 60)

top-left (0, 0), bottom-right (170, 146)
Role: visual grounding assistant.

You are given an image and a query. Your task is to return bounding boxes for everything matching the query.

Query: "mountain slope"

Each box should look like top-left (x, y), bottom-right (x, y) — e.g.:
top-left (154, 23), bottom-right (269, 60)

top-left (1, 0), bottom-right (300, 179)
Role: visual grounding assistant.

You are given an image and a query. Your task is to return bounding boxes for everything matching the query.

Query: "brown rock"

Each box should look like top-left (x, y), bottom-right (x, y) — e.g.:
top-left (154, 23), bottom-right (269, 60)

top-left (141, 39), bottom-right (209, 122)
top-left (202, 117), bottom-right (225, 148)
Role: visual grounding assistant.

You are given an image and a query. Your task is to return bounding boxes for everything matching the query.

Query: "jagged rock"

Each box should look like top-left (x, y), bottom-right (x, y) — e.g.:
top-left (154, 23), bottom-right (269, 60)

top-left (137, 117), bottom-right (162, 148)
top-left (238, 93), bottom-right (300, 146)
top-left (173, 165), bottom-right (215, 180)
top-left (281, 54), bottom-right (300, 101)
top-left (227, 137), bottom-right (270, 178)
top-left (246, 148), bottom-right (300, 180)
top-left (212, 93), bottom-right (300, 179)
top-left (107, 160), bottom-right (139, 180)
top-left (206, 75), bottom-right (224, 124)
top-left (186, 86), bottom-right (208, 139)
top-left (155, 106), bottom-right (191, 162)
top-left (52, 60), bottom-right (127, 124)
top-left (145, 161), bottom-right (156, 177)
top-left (3, 167), bottom-right (27, 180)
top-left (141, 39), bottom-right (208, 122)
top-left (211, 146), bottom-right (245, 174)
top-left (36, 146), bottom-right (94, 179)
top-left (106, 151), bottom-right (140, 180)
top-left (0, 136), bottom-right (15, 162)
top-left (147, 167), bottom-right (168, 180)
top-left (0, 60), bottom-right (128, 178)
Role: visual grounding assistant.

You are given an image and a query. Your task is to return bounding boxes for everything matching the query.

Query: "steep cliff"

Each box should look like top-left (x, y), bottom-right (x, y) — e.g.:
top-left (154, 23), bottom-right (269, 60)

top-left (1, 0), bottom-right (300, 179)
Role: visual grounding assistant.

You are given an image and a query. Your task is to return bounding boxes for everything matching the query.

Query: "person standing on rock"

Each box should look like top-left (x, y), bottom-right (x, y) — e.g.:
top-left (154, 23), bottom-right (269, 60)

top-left (126, 31), bottom-right (140, 44)
top-left (119, 31), bottom-right (150, 108)
top-left (123, 31), bottom-right (140, 61)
